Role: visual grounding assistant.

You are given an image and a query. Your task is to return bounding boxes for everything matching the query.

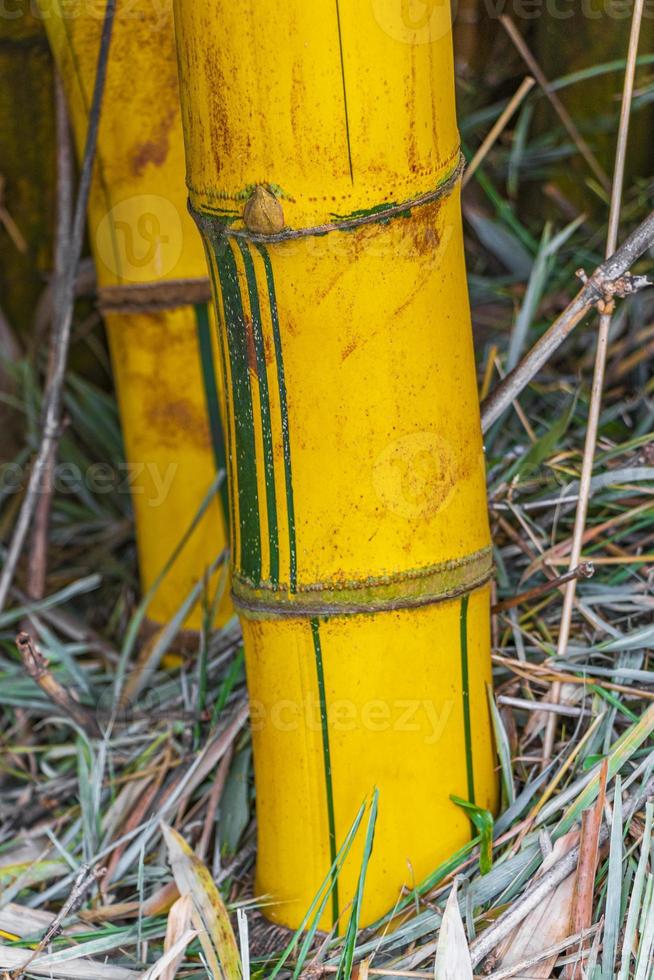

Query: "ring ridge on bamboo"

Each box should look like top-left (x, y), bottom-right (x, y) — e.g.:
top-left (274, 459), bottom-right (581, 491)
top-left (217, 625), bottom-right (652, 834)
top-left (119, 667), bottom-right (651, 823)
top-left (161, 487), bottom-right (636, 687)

top-left (98, 277), bottom-right (212, 314)
top-left (191, 152), bottom-right (466, 244)
top-left (233, 545), bottom-right (493, 618)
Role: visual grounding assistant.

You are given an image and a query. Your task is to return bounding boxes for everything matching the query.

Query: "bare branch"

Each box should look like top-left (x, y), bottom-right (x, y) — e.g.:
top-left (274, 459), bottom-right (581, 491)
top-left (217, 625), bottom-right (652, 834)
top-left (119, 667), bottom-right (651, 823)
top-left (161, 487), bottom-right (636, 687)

top-left (16, 631), bottom-right (101, 737)
top-left (481, 208), bottom-right (654, 432)
top-left (0, 0), bottom-right (116, 613)
top-left (542, 0), bottom-right (646, 766)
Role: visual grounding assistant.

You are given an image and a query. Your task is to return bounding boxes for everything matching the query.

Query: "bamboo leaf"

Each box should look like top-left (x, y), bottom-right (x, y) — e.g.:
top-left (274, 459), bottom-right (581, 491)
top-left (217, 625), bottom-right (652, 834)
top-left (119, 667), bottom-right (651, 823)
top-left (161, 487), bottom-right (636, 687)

top-left (159, 893), bottom-right (194, 980)
top-left (493, 830), bottom-right (578, 977)
top-left (486, 683), bottom-right (515, 808)
top-left (139, 928), bottom-right (197, 980)
top-left (236, 908), bottom-right (250, 980)
top-left (220, 747), bottom-right (251, 856)
top-left (161, 822), bottom-right (241, 980)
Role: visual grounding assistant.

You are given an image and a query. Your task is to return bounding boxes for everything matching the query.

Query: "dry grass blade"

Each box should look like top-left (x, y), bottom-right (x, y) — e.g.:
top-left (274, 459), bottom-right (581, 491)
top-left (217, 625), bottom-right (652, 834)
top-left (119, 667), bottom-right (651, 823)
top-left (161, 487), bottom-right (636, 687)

top-left (161, 822), bottom-right (241, 980)
top-left (433, 880), bottom-right (472, 979)
top-left (0, 946), bottom-right (139, 980)
top-left (462, 76), bottom-right (535, 188)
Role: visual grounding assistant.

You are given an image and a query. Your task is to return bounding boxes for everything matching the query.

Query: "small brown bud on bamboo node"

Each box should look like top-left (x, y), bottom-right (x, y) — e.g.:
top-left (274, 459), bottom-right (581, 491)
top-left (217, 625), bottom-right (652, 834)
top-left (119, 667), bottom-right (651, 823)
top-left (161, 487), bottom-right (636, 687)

top-left (243, 185), bottom-right (285, 235)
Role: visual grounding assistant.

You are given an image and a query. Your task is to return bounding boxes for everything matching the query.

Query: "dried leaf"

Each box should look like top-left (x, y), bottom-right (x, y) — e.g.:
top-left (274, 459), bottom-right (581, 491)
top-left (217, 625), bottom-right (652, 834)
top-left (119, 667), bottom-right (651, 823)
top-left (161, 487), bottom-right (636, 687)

top-left (139, 927), bottom-right (197, 980)
top-left (159, 894), bottom-right (194, 980)
top-left (493, 829), bottom-right (578, 977)
top-left (161, 822), bottom-right (241, 979)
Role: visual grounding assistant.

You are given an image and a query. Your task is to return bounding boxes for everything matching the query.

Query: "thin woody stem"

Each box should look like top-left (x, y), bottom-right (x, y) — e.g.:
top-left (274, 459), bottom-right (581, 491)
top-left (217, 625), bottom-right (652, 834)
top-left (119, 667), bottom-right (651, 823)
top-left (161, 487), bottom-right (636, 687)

top-left (0, 0), bottom-right (116, 613)
top-left (542, 0), bottom-right (645, 766)
top-left (499, 15), bottom-right (610, 191)
top-left (462, 76), bottom-right (535, 188)
top-left (25, 73), bottom-right (74, 617)
top-left (480, 209), bottom-right (654, 433)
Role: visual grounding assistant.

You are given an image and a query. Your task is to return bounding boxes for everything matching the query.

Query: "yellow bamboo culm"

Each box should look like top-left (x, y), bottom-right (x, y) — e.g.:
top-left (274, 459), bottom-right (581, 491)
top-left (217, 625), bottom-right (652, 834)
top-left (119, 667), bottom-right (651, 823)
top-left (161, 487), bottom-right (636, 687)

top-left (39, 0), bottom-right (231, 633)
top-left (174, 0), bottom-right (498, 928)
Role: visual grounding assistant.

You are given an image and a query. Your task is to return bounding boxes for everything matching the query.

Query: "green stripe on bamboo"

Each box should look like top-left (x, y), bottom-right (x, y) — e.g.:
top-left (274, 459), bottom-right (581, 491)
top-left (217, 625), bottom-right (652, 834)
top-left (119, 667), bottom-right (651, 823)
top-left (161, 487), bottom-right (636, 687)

top-left (205, 247), bottom-right (238, 556)
top-left (214, 239), bottom-right (262, 582)
top-left (311, 617), bottom-right (339, 928)
top-left (256, 243), bottom-right (297, 593)
top-left (236, 241), bottom-right (280, 586)
top-left (459, 594), bottom-right (476, 807)
top-left (194, 302), bottom-right (230, 529)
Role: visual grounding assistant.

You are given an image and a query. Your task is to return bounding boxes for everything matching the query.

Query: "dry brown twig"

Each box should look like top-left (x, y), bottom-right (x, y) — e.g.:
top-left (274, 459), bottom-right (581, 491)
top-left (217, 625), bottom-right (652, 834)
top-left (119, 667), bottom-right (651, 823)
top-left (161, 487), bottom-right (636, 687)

top-left (499, 15), bottom-right (610, 191)
top-left (542, 0), bottom-right (646, 765)
top-left (24, 73), bottom-right (75, 625)
top-left (0, 0), bottom-right (116, 613)
top-left (481, 210), bottom-right (654, 431)
top-left (462, 75), bottom-right (535, 188)
top-left (6, 863), bottom-right (105, 980)
top-left (563, 760), bottom-right (608, 978)
top-left (16, 631), bottom-right (101, 737)
top-left (491, 561), bottom-right (594, 613)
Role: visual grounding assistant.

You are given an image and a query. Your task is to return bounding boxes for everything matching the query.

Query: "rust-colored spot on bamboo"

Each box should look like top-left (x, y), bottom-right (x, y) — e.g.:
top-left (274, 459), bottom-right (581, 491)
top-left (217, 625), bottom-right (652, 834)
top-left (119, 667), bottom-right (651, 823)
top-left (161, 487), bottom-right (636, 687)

top-left (145, 396), bottom-right (208, 451)
top-left (243, 314), bottom-right (258, 376)
top-left (130, 104), bottom-right (176, 176)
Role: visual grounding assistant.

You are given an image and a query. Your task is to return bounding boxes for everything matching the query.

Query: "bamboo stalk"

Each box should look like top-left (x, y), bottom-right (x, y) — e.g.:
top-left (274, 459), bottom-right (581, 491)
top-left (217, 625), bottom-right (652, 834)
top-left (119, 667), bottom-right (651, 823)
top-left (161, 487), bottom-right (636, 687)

top-left (36, 0), bottom-right (231, 633)
top-left (173, 0), bottom-right (497, 930)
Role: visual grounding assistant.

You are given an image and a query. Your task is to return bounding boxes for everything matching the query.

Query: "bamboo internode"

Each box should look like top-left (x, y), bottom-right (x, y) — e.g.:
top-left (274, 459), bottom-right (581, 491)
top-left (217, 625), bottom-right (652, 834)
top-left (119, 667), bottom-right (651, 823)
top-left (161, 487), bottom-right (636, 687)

top-left (39, 0), bottom-right (230, 632)
top-left (174, 0), bottom-right (498, 928)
